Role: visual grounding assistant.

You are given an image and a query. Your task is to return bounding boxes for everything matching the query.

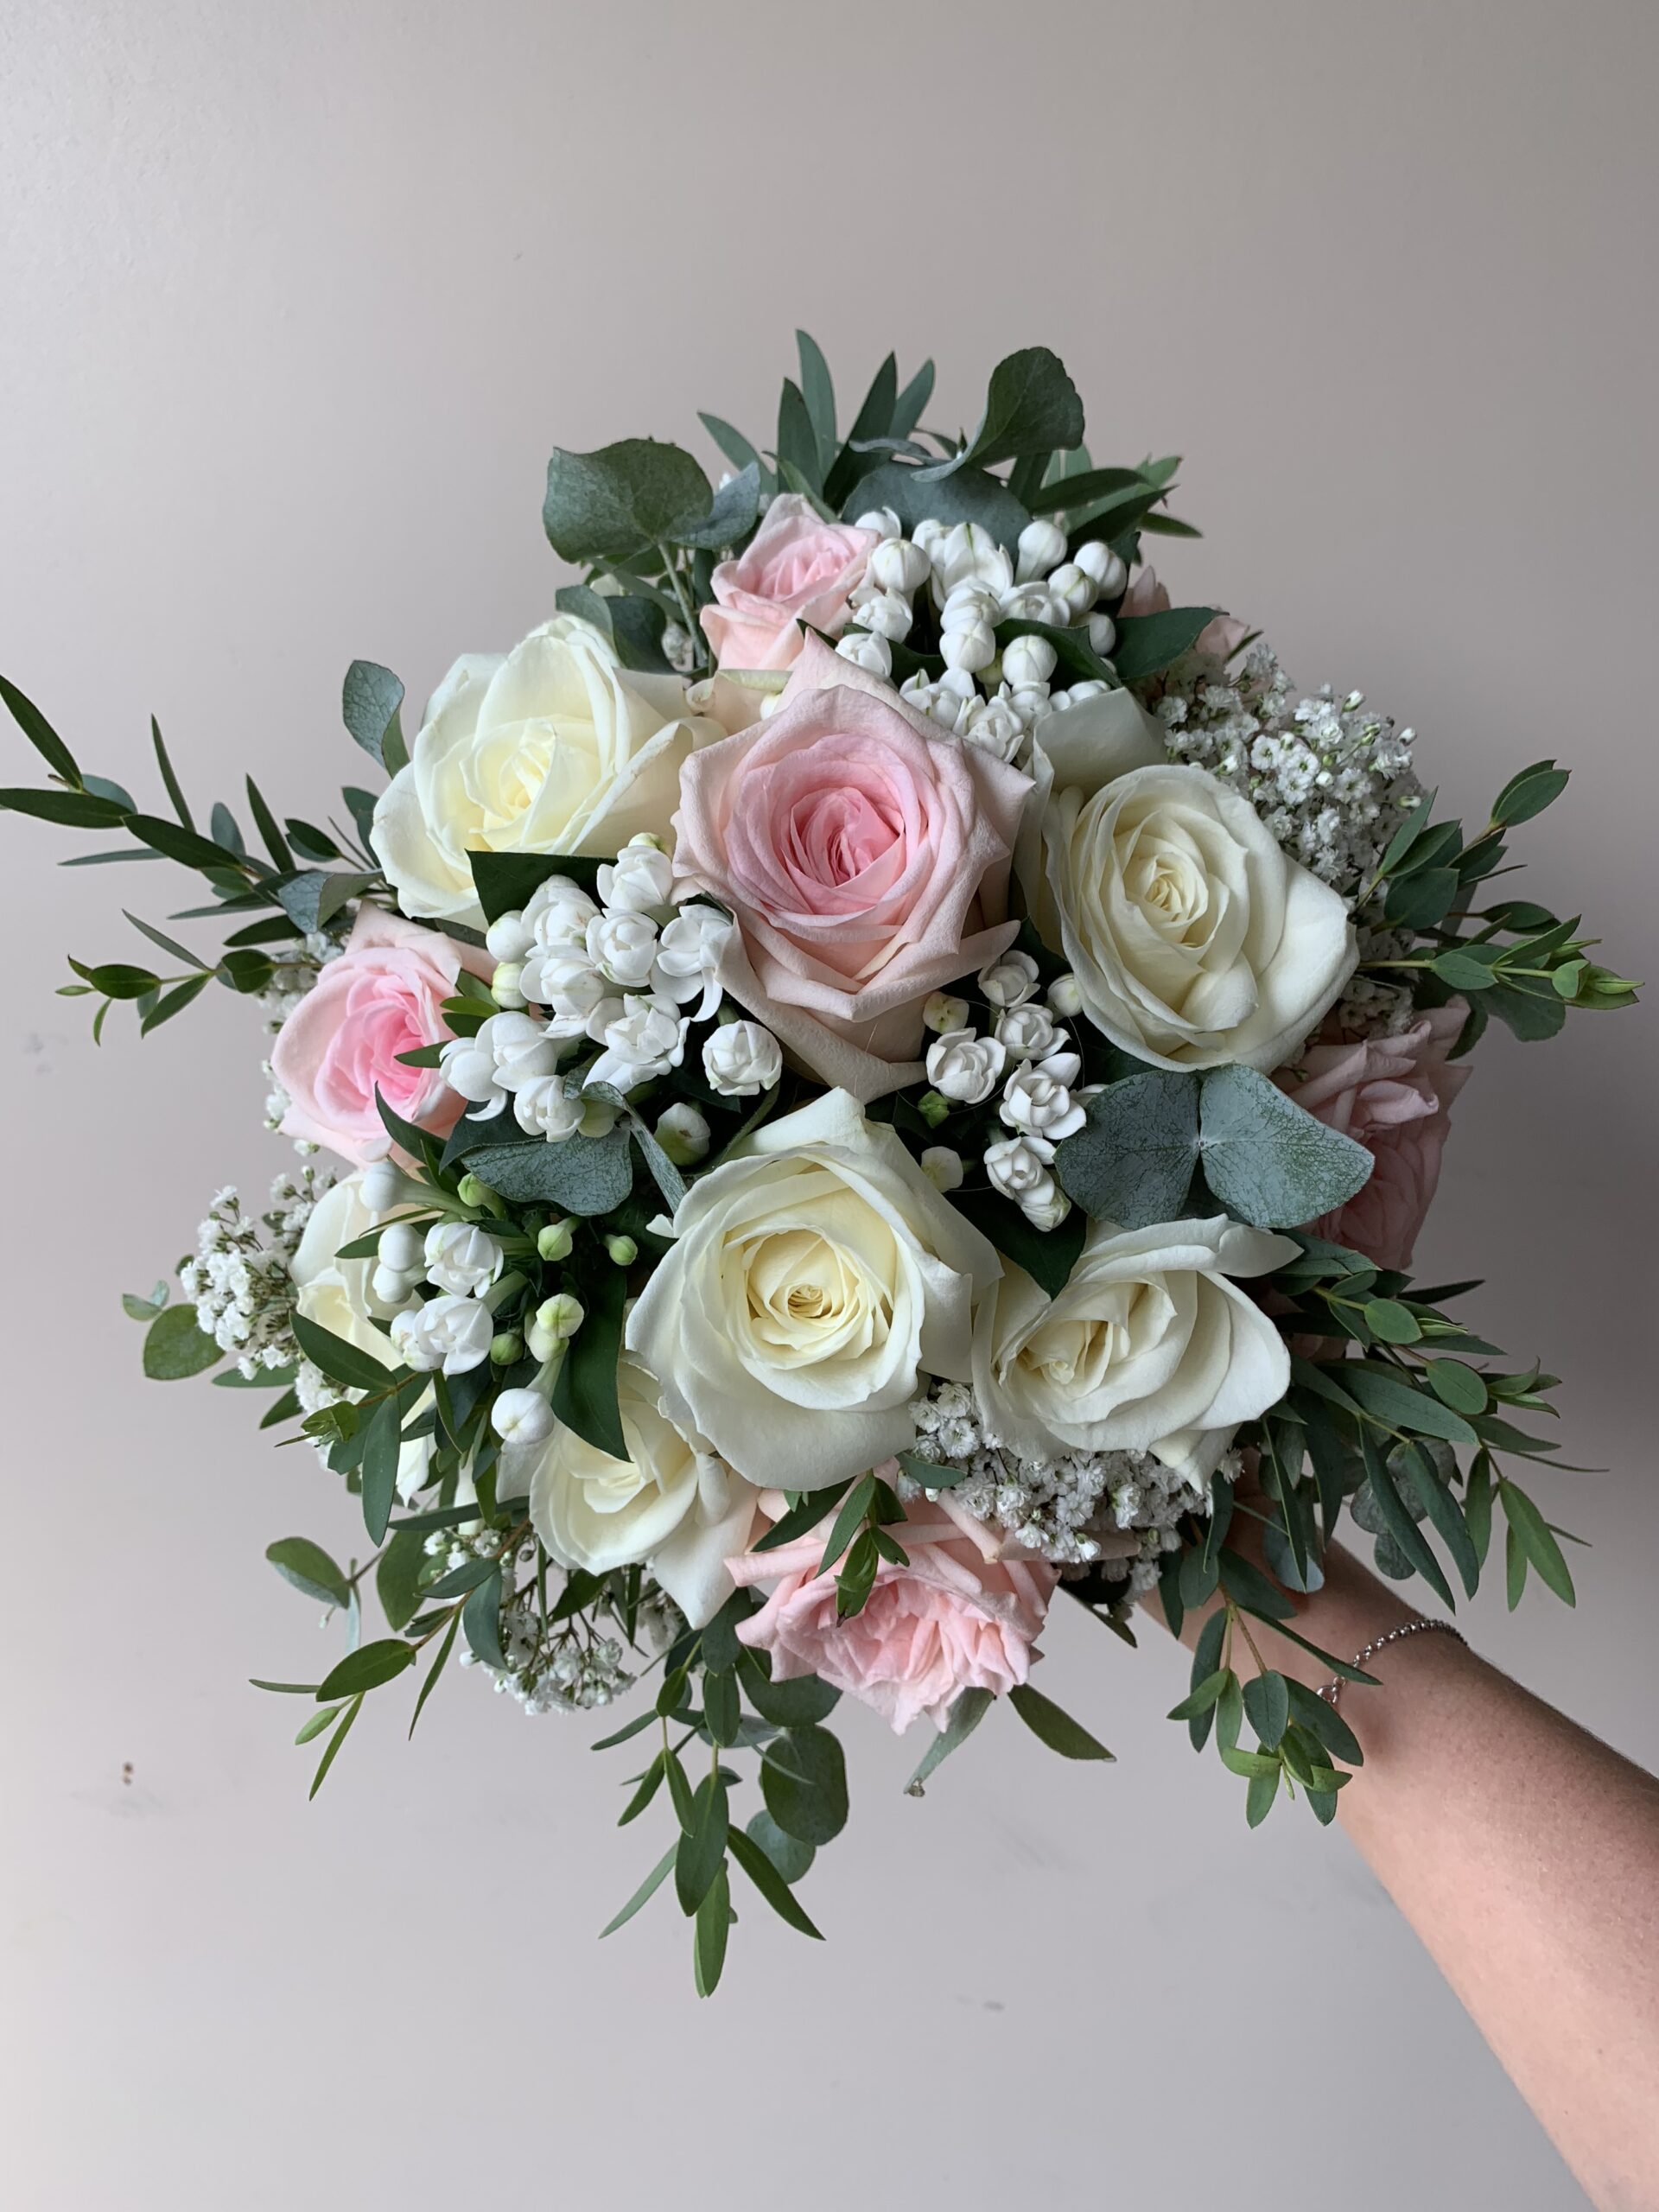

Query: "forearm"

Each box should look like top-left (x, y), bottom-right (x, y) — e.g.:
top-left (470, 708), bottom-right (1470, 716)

top-left (1170, 1544), bottom-right (1659, 2209)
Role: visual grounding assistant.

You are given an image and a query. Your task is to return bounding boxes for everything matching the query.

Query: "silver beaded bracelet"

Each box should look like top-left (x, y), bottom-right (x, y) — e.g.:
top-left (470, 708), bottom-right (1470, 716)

top-left (1316, 1618), bottom-right (1468, 1708)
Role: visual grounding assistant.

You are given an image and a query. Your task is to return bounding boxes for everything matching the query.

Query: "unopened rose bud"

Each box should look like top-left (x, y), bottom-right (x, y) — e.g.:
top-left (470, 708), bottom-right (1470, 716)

top-left (1047, 972), bottom-right (1084, 1017)
top-left (491, 961), bottom-right (527, 1010)
top-left (489, 1330), bottom-right (523, 1366)
top-left (1015, 518), bottom-right (1068, 582)
top-left (654, 1101), bottom-right (711, 1167)
top-left (919, 1146), bottom-right (964, 1193)
top-left (923, 991), bottom-right (969, 1035)
top-left (1086, 613), bottom-right (1117, 658)
top-left (1046, 562), bottom-right (1097, 619)
top-left (1072, 541), bottom-right (1128, 595)
top-left (1001, 633), bottom-right (1058, 690)
top-left (940, 618), bottom-right (998, 674)
top-left (536, 1219), bottom-right (575, 1263)
top-left (605, 1235), bottom-right (638, 1268)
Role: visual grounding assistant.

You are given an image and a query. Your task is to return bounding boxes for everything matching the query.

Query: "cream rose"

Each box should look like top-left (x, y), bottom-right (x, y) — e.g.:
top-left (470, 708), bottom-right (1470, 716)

top-left (972, 1215), bottom-right (1297, 1485)
top-left (513, 1352), bottom-right (761, 1627)
top-left (1042, 760), bottom-right (1356, 1071)
top-left (625, 1090), bottom-right (999, 1491)
top-left (289, 1173), bottom-right (433, 1499)
top-left (372, 615), bottom-right (718, 927)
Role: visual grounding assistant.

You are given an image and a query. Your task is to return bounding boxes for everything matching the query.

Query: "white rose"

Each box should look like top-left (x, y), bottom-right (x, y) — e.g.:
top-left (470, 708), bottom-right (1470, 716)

top-left (423, 1221), bottom-right (503, 1297)
top-left (518, 1355), bottom-right (761, 1627)
top-left (288, 1173), bottom-right (433, 1497)
top-left (626, 1090), bottom-right (1000, 1491)
top-left (925, 1028), bottom-right (1006, 1105)
top-left (702, 1019), bottom-right (782, 1097)
top-left (973, 1216), bottom-right (1297, 1484)
top-left (372, 616), bottom-right (717, 926)
top-left (390, 1293), bottom-right (494, 1376)
top-left (596, 837), bottom-right (674, 913)
top-left (1044, 761), bottom-right (1356, 1070)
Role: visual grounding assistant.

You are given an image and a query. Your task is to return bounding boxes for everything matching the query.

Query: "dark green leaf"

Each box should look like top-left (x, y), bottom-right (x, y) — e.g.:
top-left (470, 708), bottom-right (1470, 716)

top-left (463, 1127), bottom-right (634, 1216)
top-left (796, 331), bottom-right (836, 474)
top-left (143, 1303), bottom-right (221, 1379)
top-left (1242, 1670), bottom-right (1290, 1750)
top-left (1499, 1481), bottom-right (1576, 1605)
top-left (744, 1808), bottom-right (816, 1885)
top-left (1007, 1683), bottom-right (1114, 1761)
top-left (359, 1395), bottom-right (402, 1545)
top-left (375, 1527), bottom-right (427, 1632)
top-left (670, 462), bottom-right (761, 552)
top-left (918, 346), bottom-right (1083, 479)
top-left (728, 1823), bottom-right (822, 1938)
top-left (342, 661), bottom-right (407, 773)
top-left (600, 1844), bottom-right (677, 1938)
top-left (126, 811), bottom-right (251, 873)
top-left (266, 1536), bottom-right (352, 1610)
top-left (888, 359), bottom-right (935, 442)
top-left (0, 786), bottom-right (126, 828)
top-left (760, 1725), bottom-right (849, 1845)
top-left (544, 439), bottom-right (712, 562)
top-left (551, 1257), bottom-right (627, 1461)
top-left (461, 1566), bottom-right (506, 1669)
top-left (1111, 607), bottom-right (1222, 683)
top-left (839, 459), bottom-right (1029, 551)
top-left (737, 1649), bottom-right (842, 1729)
top-left (1360, 1433), bottom-right (1455, 1609)
top-left (1341, 1365), bottom-right (1478, 1446)
top-left (1492, 762), bottom-right (1568, 826)
top-left (316, 1639), bottom-right (416, 1700)
top-left (948, 1185), bottom-right (1084, 1296)
top-left (308, 1694), bottom-right (364, 1797)
top-left (0, 673), bottom-right (81, 785)
top-left (290, 1311), bottom-right (395, 1395)
top-left (693, 1862), bottom-right (731, 1997)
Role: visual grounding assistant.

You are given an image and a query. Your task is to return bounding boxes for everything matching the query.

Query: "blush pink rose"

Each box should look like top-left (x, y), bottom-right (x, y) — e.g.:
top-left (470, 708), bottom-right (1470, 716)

top-left (1279, 1003), bottom-right (1471, 1270)
top-left (271, 906), bottom-right (494, 1165)
top-left (1120, 566), bottom-right (1249, 661)
top-left (673, 635), bottom-right (1032, 1101)
top-left (698, 494), bottom-right (878, 673)
top-left (727, 1480), bottom-right (1058, 1733)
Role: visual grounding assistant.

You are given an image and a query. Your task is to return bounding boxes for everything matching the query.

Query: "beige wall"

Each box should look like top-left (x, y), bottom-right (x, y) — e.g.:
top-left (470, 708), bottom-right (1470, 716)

top-left (3, 3), bottom-right (1656, 2206)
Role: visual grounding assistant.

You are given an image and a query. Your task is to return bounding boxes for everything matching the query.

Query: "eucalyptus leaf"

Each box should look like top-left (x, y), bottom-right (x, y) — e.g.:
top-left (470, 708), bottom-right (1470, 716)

top-left (341, 661), bottom-right (406, 774)
top-left (1198, 1065), bottom-right (1373, 1230)
top-left (1053, 1071), bottom-right (1199, 1227)
top-left (143, 1302), bottom-right (221, 1379)
top-left (543, 439), bottom-right (712, 562)
top-left (461, 1127), bottom-right (634, 1215)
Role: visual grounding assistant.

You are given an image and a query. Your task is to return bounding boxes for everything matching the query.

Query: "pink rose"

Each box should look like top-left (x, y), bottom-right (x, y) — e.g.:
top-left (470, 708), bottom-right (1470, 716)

top-left (698, 494), bottom-right (878, 673)
top-left (1279, 1003), bottom-right (1471, 1270)
top-left (673, 635), bottom-right (1032, 1101)
top-left (1119, 566), bottom-right (1249, 661)
top-left (727, 1480), bottom-right (1058, 1733)
top-left (271, 906), bottom-right (494, 1165)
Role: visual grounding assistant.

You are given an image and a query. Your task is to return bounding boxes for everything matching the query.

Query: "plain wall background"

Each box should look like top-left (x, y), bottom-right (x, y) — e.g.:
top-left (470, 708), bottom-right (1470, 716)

top-left (3, 3), bottom-right (1656, 2206)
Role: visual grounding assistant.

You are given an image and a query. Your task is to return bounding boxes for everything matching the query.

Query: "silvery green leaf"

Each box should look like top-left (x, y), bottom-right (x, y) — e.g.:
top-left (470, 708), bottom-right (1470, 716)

top-left (1052, 1071), bottom-right (1200, 1227)
top-left (341, 660), bottom-right (406, 773)
top-left (1198, 1065), bottom-right (1372, 1230)
top-left (543, 439), bottom-right (711, 563)
top-left (462, 1127), bottom-right (633, 1215)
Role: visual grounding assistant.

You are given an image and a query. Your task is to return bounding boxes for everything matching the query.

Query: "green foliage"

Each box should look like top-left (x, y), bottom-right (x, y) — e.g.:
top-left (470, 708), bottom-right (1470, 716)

top-left (266, 1538), bottom-right (352, 1611)
top-left (143, 1303), bottom-right (221, 1379)
top-left (543, 438), bottom-right (713, 563)
top-left (1053, 1065), bottom-right (1371, 1230)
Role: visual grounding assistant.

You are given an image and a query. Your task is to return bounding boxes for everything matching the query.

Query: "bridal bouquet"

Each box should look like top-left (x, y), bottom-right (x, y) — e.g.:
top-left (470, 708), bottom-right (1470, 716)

top-left (4, 340), bottom-right (1637, 1991)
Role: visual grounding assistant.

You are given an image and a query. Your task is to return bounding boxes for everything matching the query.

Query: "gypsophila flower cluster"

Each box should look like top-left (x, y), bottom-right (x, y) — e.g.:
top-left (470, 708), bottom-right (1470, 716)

top-left (1155, 644), bottom-right (1423, 901)
top-left (180, 1169), bottom-right (330, 1377)
top-left (905, 1379), bottom-right (1229, 1580)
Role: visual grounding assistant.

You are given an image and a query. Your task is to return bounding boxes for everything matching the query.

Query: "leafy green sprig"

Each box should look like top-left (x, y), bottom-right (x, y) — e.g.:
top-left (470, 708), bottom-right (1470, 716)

top-left (0, 666), bottom-right (408, 1039)
top-left (1356, 758), bottom-right (1638, 1048)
